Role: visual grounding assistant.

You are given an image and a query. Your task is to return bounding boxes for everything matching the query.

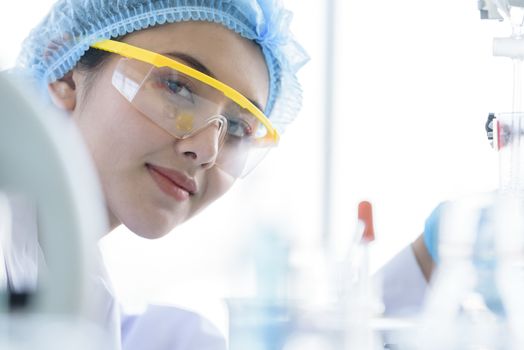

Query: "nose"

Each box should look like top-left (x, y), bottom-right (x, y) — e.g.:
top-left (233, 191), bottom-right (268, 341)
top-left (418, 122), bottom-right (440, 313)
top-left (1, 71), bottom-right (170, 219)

top-left (174, 120), bottom-right (223, 169)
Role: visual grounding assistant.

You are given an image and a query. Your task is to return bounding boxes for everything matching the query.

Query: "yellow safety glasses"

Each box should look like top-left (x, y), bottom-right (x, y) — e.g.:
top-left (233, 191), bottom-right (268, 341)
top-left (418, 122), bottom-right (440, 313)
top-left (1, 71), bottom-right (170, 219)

top-left (90, 39), bottom-right (279, 178)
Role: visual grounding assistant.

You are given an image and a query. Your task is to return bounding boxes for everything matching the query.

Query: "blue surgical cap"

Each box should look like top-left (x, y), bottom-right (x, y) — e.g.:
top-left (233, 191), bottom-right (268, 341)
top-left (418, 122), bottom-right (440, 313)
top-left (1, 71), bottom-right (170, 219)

top-left (17, 0), bottom-right (309, 134)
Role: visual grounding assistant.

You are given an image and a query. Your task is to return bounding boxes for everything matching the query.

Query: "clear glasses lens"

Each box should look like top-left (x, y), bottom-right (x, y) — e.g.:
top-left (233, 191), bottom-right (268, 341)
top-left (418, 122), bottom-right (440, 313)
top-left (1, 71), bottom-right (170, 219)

top-left (112, 58), bottom-right (274, 178)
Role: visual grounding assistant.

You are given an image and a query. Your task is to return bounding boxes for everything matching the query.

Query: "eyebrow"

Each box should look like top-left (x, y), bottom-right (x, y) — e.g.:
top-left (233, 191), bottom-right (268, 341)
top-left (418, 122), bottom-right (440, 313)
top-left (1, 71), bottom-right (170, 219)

top-left (165, 52), bottom-right (265, 112)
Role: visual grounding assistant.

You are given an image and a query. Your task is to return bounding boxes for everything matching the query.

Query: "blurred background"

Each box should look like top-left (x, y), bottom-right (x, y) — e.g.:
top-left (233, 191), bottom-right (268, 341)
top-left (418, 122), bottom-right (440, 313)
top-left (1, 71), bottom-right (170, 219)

top-left (0, 0), bottom-right (506, 336)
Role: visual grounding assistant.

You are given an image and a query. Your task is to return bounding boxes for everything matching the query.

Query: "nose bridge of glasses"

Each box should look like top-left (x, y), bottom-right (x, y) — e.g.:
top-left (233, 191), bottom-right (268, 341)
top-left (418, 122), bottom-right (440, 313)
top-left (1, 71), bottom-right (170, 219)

top-left (173, 90), bottom-right (232, 133)
top-left (178, 114), bottom-right (227, 144)
top-left (175, 117), bottom-right (227, 166)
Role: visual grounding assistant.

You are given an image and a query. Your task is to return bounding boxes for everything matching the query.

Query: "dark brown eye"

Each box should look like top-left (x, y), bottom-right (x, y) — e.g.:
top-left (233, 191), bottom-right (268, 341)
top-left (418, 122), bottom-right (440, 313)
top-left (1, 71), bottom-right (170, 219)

top-left (162, 78), bottom-right (194, 103)
top-left (226, 117), bottom-right (253, 138)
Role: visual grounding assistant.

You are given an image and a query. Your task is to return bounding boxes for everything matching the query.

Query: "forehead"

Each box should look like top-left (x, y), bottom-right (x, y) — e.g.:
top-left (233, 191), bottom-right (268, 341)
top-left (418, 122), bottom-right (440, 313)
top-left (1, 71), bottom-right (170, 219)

top-left (123, 22), bottom-right (270, 110)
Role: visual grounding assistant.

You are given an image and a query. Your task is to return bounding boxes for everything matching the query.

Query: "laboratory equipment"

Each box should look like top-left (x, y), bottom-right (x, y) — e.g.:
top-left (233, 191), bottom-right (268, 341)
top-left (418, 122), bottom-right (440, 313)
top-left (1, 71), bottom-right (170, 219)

top-left (482, 1), bottom-right (524, 193)
top-left (493, 112), bottom-right (524, 195)
top-left (414, 193), bottom-right (524, 350)
top-left (401, 4), bottom-right (524, 349)
top-left (227, 203), bottom-right (384, 350)
top-left (337, 201), bottom-right (382, 350)
top-left (227, 225), bottom-right (292, 350)
top-left (0, 73), bottom-right (114, 349)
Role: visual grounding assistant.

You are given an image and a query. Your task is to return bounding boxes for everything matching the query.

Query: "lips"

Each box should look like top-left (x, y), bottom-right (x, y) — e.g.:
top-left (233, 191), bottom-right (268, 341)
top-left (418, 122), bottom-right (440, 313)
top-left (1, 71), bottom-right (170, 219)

top-left (146, 164), bottom-right (197, 200)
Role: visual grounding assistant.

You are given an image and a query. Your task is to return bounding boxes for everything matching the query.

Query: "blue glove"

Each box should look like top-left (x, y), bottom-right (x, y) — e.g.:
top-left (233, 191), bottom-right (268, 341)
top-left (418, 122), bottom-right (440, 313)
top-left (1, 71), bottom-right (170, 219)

top-left (422, 202), bottom-right (445, 263)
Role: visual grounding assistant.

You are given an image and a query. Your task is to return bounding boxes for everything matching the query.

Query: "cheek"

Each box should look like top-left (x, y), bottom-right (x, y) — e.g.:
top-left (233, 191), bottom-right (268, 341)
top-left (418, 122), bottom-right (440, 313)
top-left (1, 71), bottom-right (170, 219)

top-left (193, 170), bottom-right (236, 214)
top-left (73, 84), bottom-right (166, 168)
top-left (72, 79), bottom-right (174, 210)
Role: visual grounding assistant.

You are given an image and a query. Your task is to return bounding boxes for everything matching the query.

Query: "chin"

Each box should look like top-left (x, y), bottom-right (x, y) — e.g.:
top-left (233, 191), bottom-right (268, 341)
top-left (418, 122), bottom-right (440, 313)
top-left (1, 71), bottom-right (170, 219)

top-left (123, 215), bottom-right (181, 240)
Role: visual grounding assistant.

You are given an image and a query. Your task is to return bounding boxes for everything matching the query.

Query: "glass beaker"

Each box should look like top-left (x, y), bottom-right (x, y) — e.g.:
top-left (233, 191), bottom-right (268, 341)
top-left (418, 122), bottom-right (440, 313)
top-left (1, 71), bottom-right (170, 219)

top-left (414, 192), bottom-right (524, 350)
top-left (494, 112), bottom-right (524, 196)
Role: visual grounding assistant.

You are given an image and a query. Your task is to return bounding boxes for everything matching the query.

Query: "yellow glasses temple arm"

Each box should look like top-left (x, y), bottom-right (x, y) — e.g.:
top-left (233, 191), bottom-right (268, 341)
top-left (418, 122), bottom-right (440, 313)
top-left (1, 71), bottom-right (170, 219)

top-left (91, 39), bottom-right (280, 144)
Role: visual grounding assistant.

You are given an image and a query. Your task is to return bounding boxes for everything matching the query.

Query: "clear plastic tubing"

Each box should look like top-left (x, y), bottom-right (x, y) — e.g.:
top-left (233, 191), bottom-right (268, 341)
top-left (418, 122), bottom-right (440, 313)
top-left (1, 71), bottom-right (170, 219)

top-left (493, 3), bottom-right (524, 195)
top-left (510, 16), bottom-right (524, 193)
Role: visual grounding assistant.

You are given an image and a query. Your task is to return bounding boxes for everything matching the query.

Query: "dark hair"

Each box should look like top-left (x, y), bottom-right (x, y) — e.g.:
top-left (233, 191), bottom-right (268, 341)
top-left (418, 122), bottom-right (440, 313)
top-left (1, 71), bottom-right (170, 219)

top-left (77, 47), bottom-right (112, 71)
top-left (78, 35), bottom-right (125, 71)
top-left (74, 36), bottom-right (124, 101)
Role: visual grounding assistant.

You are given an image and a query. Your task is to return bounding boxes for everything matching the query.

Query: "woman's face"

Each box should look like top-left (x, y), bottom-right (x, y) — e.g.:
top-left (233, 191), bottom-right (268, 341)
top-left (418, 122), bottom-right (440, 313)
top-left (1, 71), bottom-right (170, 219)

top-left (67, 22), bottom-right (269, 238)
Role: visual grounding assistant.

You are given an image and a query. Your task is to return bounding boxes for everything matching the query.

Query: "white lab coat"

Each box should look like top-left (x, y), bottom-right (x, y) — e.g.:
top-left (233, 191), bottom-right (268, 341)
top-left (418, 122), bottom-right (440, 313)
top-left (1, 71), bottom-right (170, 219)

top-left (121, 306), bottom-right (226, 350)
top-left (378, 244), bottom-right (429, 317)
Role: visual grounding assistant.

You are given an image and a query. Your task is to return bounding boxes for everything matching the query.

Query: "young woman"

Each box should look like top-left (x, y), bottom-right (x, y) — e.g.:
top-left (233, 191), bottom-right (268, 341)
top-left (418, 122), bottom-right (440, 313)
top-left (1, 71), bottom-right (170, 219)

top-left (10, 0), bottom-right (308, 348)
